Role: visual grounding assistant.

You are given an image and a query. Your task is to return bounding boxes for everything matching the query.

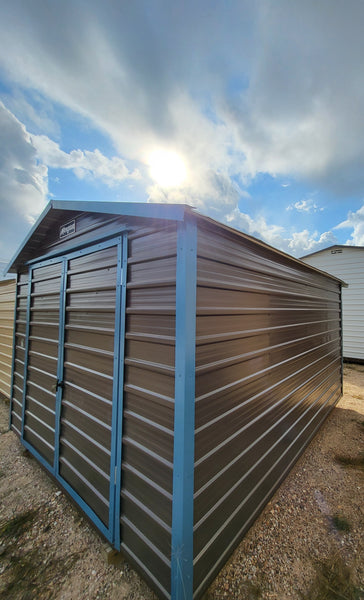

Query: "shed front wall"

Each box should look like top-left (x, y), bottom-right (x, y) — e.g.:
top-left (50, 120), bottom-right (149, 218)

top-left (0, 280), bottom-right (16, 398)
top-left (193, 222), bottom-right (342, 598)
top-left (9, 210), bottom-right (178, 600)
top-left (302, 247), bottom-right (364, 361)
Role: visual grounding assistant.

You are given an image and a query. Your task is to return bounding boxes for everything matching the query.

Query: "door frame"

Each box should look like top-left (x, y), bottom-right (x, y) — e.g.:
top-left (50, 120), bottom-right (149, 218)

top-left (19, 234), bottom-right (127, 546)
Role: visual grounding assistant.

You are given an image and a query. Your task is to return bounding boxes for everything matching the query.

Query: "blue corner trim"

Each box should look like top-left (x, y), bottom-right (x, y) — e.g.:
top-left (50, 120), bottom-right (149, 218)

top-left (8, 274), bottom-right (18, 430)
top-left (171, 216), bottom-right (197, 600)
top-left (112, 233), bottom-right (128, 550)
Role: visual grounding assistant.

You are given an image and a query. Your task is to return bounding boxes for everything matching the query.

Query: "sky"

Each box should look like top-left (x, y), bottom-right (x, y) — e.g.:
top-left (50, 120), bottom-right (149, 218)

top-left (1, 0), bottom-right (364, 275)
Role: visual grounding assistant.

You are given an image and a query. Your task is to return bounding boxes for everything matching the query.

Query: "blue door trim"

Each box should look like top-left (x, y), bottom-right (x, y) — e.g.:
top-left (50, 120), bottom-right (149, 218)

top-left (19, 236), bottom-right (125, 546)
top-left (171, 216), bottom-right (197, 600)
top-left (54, 259), bottom-right (67, 476)
top-left (112, 233), bottom-right (128, 550)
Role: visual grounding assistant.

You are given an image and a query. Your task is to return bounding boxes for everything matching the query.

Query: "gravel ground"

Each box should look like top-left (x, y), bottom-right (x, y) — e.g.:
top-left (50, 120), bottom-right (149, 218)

top-left (0, 363), bottom-right (363, 599)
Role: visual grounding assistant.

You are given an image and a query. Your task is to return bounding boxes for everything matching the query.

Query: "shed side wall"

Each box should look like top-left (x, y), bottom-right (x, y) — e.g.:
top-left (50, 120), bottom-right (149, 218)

top-left (194, 223), bottom-right (342, 597)
top-left (302, 248), bottom-right (364, 361)
top-left (0, 280), bottom-right (16, 399)
top-left (120, 223), bottom-right (178, 599)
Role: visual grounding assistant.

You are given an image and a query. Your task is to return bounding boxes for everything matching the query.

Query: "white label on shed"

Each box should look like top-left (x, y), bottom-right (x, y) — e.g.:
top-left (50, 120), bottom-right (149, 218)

top-left (60, 220), bottom-right (76, 239)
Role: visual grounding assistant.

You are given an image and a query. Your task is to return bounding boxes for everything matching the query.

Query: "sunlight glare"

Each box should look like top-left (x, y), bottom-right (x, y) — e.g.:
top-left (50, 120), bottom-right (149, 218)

top-left (148, 149), bottom-right (187, 187)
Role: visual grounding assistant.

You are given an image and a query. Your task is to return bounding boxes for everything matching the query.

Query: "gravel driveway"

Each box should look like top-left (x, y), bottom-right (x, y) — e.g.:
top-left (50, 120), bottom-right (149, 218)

top-left (1, 363), bottom-right (363, 599)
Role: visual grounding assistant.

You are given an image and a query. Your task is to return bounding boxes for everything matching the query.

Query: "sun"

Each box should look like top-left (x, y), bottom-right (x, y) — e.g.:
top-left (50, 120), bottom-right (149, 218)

top-left (148, 149), bottom-right (187, 188)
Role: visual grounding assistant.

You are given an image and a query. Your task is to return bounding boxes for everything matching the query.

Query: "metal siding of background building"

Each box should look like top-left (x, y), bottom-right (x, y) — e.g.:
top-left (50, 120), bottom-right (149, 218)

top-left (0, 280), bottom-right (16, 399)
top-left (302, 247), bottom-right (364, 362)
top-left (10, 272), bottom-right (29, 434)
top-left (193, 222), bottom-right (342, 598)
top-left (121, 224), bottom-right (178, 599)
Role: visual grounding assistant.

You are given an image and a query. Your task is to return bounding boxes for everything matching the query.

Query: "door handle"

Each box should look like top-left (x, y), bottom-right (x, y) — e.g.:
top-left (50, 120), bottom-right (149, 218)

top-left (52, 380), bottom-right (64, 393)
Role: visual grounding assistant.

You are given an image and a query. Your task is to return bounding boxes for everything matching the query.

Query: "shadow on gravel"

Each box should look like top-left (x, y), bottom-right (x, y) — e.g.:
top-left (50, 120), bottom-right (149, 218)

top-left (0, 508), bottom-right (82, 600)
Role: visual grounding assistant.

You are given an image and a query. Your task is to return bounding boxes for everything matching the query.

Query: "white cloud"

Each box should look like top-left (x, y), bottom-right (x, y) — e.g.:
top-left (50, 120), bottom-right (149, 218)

top-left (286, 199), bottom-right (323, 213)
top-left (32, 135), bottom-right (140, 187)
top-left (335, 204), bottom-right (364, 246)
top-left (0, 102), bottom-right (48, 260)
top-left (1, 0), bottom-right (364, 201)
top-left (225, 207), bottom-right (337, 257)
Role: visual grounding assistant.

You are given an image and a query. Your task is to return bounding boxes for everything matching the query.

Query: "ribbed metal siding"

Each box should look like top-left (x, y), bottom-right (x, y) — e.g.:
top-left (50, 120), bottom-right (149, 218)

top-left (193, 224), bottom-right (342, 598)
top-left (59, 245), bottom-right (118, 526)
top-left (23, 261), bottom-right (62, 465)
top-left (10, 272), bottom-right (29, 435)
top-left (302, 247), bottom-right (364, 361)
top-left (0, 280), bottom-right (16, 399)
top-left (121, 224), bottom-right (177, 599)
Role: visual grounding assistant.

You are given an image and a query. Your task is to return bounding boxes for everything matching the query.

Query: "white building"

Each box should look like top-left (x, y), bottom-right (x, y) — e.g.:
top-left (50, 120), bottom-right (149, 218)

top-left (301, 245), bottom-right (364, 362)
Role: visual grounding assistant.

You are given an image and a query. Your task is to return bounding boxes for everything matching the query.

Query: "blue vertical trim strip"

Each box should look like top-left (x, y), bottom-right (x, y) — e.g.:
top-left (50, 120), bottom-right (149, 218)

top-left (114, 233), bottom-right (128, 549)
top-left (54, 258), bottom-right (67, 476)
top-left (108, 237), bottom-right (122, 541)
top-left (20, 267), bottom-right (33, 441)
top-left (340, 285), bottom-right (344, 395)
top-left (8, 274), bottom-right (19, 430)
top-left (171, 216), bottom-right (197, 600)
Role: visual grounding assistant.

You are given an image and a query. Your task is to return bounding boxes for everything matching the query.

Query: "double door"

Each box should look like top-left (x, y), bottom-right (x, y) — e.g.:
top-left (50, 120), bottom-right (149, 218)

top-left (21, 237), bottom-right (125, 544)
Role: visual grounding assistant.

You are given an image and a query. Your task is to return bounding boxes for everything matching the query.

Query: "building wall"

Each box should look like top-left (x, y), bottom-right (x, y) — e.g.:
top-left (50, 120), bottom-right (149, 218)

top-left (193, 221), bottom-right (342, 598)
top-left (302, 247), bottom-right (364, 361)
top-left (0, 279), bottom-right (16, 399)
top-left (121, 222), bottom-right (178, 598)
top-left (9, 210), bottom-right (177, 600)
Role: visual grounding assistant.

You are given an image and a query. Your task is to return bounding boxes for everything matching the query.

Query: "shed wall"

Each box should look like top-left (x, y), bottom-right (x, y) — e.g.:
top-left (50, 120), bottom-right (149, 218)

top-left (0, 279), bottom-right (16, 398)
top-left (121, 223), bottom-right (177, 598)
top-left (9, 210), bottom-right (178, 600)
top-left (193, 223), bottom-right (342, 597)
top-left (302, 247), bottom-right (364, 361)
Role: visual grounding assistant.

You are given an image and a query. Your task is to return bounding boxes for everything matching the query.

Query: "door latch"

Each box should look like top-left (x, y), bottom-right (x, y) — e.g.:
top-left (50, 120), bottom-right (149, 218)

top-left (52, 380), bottom-right (64, 393)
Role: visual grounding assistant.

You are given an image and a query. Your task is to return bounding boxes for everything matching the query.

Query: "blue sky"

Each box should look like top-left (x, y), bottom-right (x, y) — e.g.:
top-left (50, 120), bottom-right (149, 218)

top-left (1, 0), bottom-right (364, 272)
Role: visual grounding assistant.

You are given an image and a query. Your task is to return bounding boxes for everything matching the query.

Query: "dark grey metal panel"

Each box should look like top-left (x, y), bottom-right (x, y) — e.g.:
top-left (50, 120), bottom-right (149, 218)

top-left (59, 245), bottom-right (118, 526)
top-left (193, 223), bottom-right (343, 598)
top-left (120, 224), bottom-right (177, 600)
top-left (23, 262), bottom-right (62, 465)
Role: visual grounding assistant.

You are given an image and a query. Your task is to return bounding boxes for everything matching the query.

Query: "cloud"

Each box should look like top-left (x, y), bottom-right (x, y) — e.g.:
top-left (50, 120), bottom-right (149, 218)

top-left (225, 207), bottom-right (337, 257)
top-left (286, 199), bottom-right (323, 213)
top-left (0, 102), bottom-right (143, 263)
top-left (0, 102), bottom-right (48, 262)
top-left (335, 204), bottom-right (364, 245)
top-left (1, 0), bottom-right (364, 202)
top-left (32, 135), bottom-right (140, 187)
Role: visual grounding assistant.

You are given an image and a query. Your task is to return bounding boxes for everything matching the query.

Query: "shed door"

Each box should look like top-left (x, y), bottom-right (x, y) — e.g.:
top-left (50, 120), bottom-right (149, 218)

top-left (22, 238), bottom-right (125, 543)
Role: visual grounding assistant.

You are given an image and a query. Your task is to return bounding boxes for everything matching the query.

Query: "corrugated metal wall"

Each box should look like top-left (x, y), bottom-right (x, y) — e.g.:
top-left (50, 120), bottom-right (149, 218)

top-left (0, 279), bottom-right (16, 399)
top-left (193, 222), bottom-right (342, 598)
top-left (9, 210), bottom-right (178, 600)
top-left (10, 272), bottom-right (28, 433)
top-left (121, 223), bottom-right (177, 599)
top-left (8, 205), bottom-right (344, 600)
top-left (302, 247), bottom-right (364, 361)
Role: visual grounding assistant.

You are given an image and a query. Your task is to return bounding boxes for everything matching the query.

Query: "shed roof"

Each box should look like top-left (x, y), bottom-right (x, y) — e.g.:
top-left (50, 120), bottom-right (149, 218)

top-left (301, 244), bottom-right (364, 260)
top-left (6, 200), bottom-right (346, 287)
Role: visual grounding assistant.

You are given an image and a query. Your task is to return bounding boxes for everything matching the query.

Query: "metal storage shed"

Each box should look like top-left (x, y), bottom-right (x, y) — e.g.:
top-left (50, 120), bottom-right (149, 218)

top-left (7, 200), bottom-right (344, 600)
top-left (0, 279), bottom-right (16, 398)
top-left (301, 245), bottom-right (364, 362)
